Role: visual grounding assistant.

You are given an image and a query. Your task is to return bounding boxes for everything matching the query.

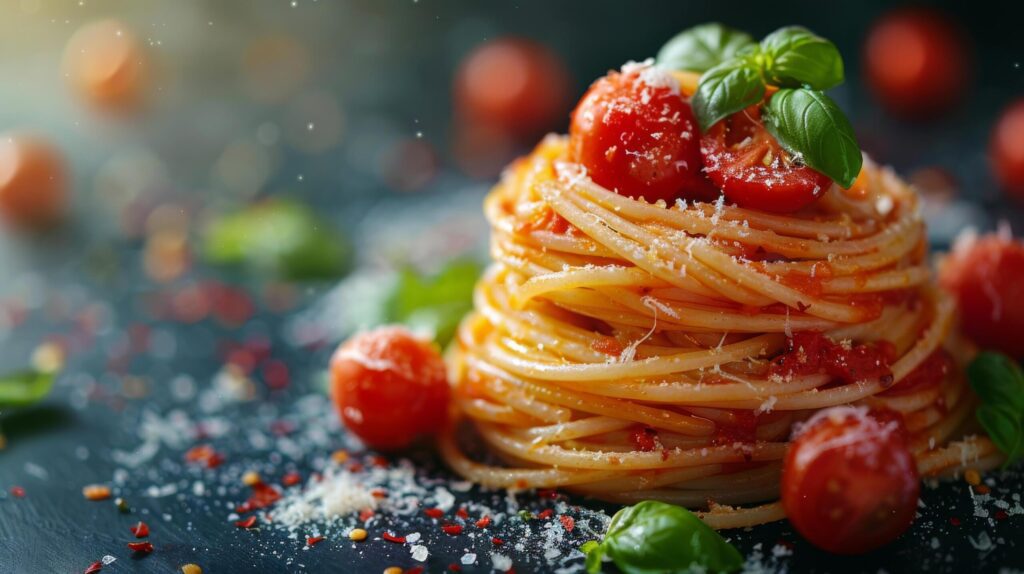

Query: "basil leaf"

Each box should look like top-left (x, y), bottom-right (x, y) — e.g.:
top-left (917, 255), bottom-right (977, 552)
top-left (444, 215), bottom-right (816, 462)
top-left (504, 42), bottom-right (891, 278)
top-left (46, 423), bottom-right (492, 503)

top-left (385, 259), bottom-right (482, 346)
top-left (692, 58), bottom-right (765, 131)
top-left (763, 88), bottom-right (862, 188)
top-left (976, 405), bottom-right (1024, 465)
top-left (968, 352), bottom-right (1024, 412)
top-left (592, 500), bottom-right (742, 574)
top-left (0, 371), bottom-right (55, 408)
top-left (656, 23), bottom-right (757, 73)
top-left (760, 26), bottom-right (844, 90)
top-left (203, 198), bottom-right (351, 281)
top-left (580, 540), bottom-right (605, 574)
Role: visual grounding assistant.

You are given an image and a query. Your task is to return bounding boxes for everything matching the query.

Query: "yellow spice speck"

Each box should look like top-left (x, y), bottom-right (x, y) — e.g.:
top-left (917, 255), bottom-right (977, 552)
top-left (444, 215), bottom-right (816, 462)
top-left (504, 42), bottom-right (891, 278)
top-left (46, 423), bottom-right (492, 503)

top-left (349, 528), bottom-right (368, 542)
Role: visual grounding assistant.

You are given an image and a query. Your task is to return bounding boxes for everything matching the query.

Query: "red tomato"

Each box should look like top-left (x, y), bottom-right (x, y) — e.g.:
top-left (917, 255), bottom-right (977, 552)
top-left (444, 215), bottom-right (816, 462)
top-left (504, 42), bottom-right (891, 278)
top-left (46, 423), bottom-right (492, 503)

top-left (863, 8), bottom-right (968, 119)
top-left (782, 407), bottom-right (919, 554)
top-left (329, 326), bottom-right (450, 450)
top-left (0, 133), bottom-right (67, 229)
top-left (569, 64), bottom-right (715, 204)
top-left (991, 100), bottom-right (1024, 201)
top-left (700, 107), bottom-right (832, 213)
top-left (939, 232), bottom-right (1024, 357)
top-left (455, 38), bottom-right (570, 138)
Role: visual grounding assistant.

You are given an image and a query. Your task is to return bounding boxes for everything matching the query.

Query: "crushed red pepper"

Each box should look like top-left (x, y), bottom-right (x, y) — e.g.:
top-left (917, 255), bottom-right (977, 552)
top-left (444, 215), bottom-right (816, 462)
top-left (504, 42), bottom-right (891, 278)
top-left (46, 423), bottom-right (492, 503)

top-left (424, 508), bottom-right (444, 519)
top-left (382, 532), bottom-right (406, 544)
top-left (235, 516), bottom-right (258, 529)
top-left (559, 515), bottom-right (575, 532)
top-left (474, 515), bottom-right (491, 528)
top-left (492, 537), bottom-right (504, 546)
top-left (536, 509), bottom-right (554, 520)
top-left (235, 482), bottom-right (282, 514)
top-left (183, 445), bottom-right (224, 468)
top-left (441, 524), bottom-right (463, 535)
top-left (127, 541), bottom-right (154, 554)
top-left (129, 521), bottom-right (150, 538)
top-left (9, 486), bottom-right (25, 498)
top-left (281, 472), bottom-right (302, 487)
top-left (306, 536), bottom-right (325, 546)
top-left (84, 561), bottom-right (103, 574)
top-left (455, 507), bottom-right (469, 520)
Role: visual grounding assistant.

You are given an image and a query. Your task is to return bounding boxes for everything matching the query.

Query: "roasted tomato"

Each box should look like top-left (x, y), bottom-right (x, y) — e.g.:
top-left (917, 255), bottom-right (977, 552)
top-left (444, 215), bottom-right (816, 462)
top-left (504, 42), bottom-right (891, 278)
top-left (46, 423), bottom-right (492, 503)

top-left (329, 326), bottom-right (450, 450)
top-left (991, 99), bottom-right (1024, 201)
top-left (782, 406), bottom-right (919, 554)
top-left (569, 63), bottom-right (714, 203)
top-left (863, 8), bottom-right (968, 119)
top-left (939, 232), bottom-right (1024, 358)
top-left (700, 106), bottom-right (832, 213)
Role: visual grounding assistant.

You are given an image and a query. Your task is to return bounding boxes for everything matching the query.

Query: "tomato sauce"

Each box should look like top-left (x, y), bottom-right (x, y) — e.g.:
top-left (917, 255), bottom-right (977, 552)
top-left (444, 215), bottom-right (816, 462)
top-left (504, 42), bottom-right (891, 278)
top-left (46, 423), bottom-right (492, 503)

top-left (590, 335), bottom-right (624, 357)
top-left (711, 409), bottom-right (759, 445)
top-left (882, 349), bottom-right (952, 397)
top-left (513, 205), bottom-right (577, 235)
top-left (770, 331), bottom-right (895, 385)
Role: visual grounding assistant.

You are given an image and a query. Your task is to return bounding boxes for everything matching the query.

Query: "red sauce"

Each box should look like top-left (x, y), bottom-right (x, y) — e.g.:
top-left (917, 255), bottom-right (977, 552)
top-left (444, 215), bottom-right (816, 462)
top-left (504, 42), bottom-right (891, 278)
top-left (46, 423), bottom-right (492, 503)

top-left (590, 335), bottom-right (624, 357)
top-left (513, 205), bottom-right (577, 236)
top-left (711, 409), bottom-right (759, 445)
top-left (882, 349), bottom-right (953, 397)
top-left (778, 263), bottom-right (833, 298)
top-left (770, 331), bottom-right (895, 386)
top-left (630, 426), bottom-right (659, 452)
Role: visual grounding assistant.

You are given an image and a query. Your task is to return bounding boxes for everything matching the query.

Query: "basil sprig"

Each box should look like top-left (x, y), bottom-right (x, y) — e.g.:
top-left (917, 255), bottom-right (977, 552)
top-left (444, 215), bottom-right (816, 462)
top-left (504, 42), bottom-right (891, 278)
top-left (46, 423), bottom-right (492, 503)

top-left (665, 24), bottom-right (862, 188)
top-left (656, 23), bottom-right (756, 73)
top-left (0, 370), bottom-right (55, 408)
top-left (967, 352), bottom-right (1024, 465)
top-left (581, 500), bottom-right (743, 574)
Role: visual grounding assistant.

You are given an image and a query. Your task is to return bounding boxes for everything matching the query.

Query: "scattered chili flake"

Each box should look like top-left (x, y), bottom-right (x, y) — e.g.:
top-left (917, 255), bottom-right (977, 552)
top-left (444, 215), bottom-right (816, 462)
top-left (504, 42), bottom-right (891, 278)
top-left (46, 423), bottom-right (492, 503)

top-left (537, 488), bottom-right (560, 499)
top-left (348, 462), bottom-right (364, 473)
top-left (372, 455), bottom-right (389, 468)
top-left (183, 445), bottom-right (224, 468)
top-left (306, 536), bottom-right (325, 547)
top-left (448, 564), bottom-right (463, 572)
top-left (404, 568), bottom-right (424, 574)
top-left (455, 507), bottom-right (469, 520)
top-left (424, 508), bottom-right (444, 519)
top-left (536, 509), bottom-right (554, 520)
top-left (976, 484), bottom-right (991, 495)
top-left (83, 484), bottom-right (112, 501)
top-left (130, 521), bottom-right (150, 538)
top-left (84, 561), bottom-right (103, 574)
top-left (382, 532), bottom-right (406, 544)
top-left (235, 516), bottom-right (258, 529)
top-left (996, 510), bottom-right (1009, 521)
top-left (474, 515), bottom-right (491, 528)
top-left (492, 537), bottom-right (504, 546)
top-left (127, 541), bottom-right (154, 554)
top-left (358, 508), bottom-right (374, 522)
top-left (9, 486), bottom-right (25, 498)
top-left (949, 517), bottom-right (961, 526)
top-left (559, 515), bottom-right (575, 533)
top-left (371, 488), bottom-right (388, 499)
top-left (235, 483), bottom-right (282, 514)
top-left (281, 472), bottom-right (302, 487)
top-left (441, 524), bottom-right (463, 535)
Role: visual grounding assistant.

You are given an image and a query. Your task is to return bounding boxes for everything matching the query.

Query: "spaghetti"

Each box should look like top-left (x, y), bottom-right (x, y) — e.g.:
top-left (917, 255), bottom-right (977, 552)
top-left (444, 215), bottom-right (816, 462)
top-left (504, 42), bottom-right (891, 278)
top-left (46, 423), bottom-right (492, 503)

top-left (441, 132), bottom-right (1002, 529)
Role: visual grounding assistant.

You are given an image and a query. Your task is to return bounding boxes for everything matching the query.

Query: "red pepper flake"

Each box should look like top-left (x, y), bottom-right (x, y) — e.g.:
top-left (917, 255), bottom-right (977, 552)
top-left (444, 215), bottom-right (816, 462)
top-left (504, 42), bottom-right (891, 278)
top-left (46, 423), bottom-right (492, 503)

top-left (382, 532), bottom-right (406, 544)
top-left (84, 561), bottom-right (104, 574)
top-left (184, 445), bottom-right (224, 468)
top-left (949, 517), bottom-right (961, 526)
top-left (306, 536), bottom-right (325, 546)
top-left (404, 568), bottom-right (424, 574)
top-left (474, 515), bottom-right (491, 528)
top-left (448, 564), bottom-right (463, 572)
top-left (537, 488), bottom-right (560, 499)
top-left (559, 515), bottom-right (575, 532)
top-left (358, 508), bottom-right (374, 522)
top-left (996, 510), bottom-right (1009, 521)
top-left (9, 486), bottom-right (25, 498)
top-left (455, 507), bottom-right (469, 520)
top-left (441, 524), bottom-right (463, 535)
top-left (235, 483), bottom-right (282, 514)
top-left (372, 456), bottom-right (389, 468)
top-left (536, 509), bottom-right (554, 520)
top-left (371, 488), bottom-right (388, 499)
top-left (348, 462), bottom-right (365, 473)
top-left (235, 516), bottom-right (258, 529)
top-left (424, 508), bottom-right (444, 519)
top-left (281, 472), bottom-right (302, 487)
top-left (130, 521), bottom-right (150, 538)
top-left (492, 537), bottom-right (504, 546)
top-left (127, 541), bottom-right (154, 554)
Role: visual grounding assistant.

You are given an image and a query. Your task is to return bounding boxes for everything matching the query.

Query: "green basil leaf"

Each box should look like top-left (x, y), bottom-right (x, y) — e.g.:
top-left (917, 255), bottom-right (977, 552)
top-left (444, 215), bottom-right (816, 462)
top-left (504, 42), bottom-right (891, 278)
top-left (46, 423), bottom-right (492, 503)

top-left (763, 88), bottom-right (862, 188)
top-left (976, 405), bottom-right (1024, 465)
top-left (968, 352), bottom-right (1024, 412)
top-left (385, 259), bottom-right (482, 346)
top-left (203, 198), bottom-right (351, 281)
top-left (601, 500), bottom-right (743, 574)
top-left (656, 23), bottom-right (757, 73)
top-left (0, 371), bottom-right (55, 408)
top-left (760, 26), bottom-right (844, 90)
top-left (692, 58), bottom-right (765, 131)
top-left (580, 540), bottom-right (605, 574)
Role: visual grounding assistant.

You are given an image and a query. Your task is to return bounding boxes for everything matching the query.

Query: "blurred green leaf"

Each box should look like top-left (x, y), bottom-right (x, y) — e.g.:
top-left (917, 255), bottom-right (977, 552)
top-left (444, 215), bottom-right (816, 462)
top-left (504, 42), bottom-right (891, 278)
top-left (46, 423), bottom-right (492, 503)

top-left (0, 371), bottom-right (55, 408)
top-left (385, 259), bottom-right (482, 346)
top-left (203, 198), bottom-right (351, 281)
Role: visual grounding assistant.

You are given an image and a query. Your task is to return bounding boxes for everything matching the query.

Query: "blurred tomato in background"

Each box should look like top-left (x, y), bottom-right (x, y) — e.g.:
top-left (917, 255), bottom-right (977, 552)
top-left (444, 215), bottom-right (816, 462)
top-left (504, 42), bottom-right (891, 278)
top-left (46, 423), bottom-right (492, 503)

top-left (0, 133), bottom-right (67, 230)
top-left (991, 100), bottom-right (1024, 201)
top-left (62, 19), bottom-right (148, 113)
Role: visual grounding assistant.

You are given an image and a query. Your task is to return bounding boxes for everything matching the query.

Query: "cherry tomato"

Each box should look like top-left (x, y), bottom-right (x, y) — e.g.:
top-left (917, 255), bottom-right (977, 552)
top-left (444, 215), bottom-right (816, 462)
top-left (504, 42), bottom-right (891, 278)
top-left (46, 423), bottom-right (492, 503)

top-left (63, 19), bottom-right (147, 112)
top-left (0, 133), bottom-right (67, 229)
top-left (569, 64), bottom-right (714, 203)
top-left (863, 8), bottom-right (968, 119)
top-left (991, 99), bottom-right (1024, 201)
top-left (455, 38), bottom-right (570, 138)
top-left (700, 107), bottom-right (832, 213)
top-left (939, 233), bottom-right (1024, 357)
top-left (330, 326), bottom-right (450, 450)
top-left (782, 407), bottom-right (919, 554)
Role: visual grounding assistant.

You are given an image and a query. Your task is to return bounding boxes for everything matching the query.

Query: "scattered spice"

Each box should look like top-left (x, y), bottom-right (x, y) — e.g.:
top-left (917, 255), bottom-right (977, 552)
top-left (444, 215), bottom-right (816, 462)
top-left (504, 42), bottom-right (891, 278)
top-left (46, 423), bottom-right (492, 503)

top-left (84, 561), bottom-right (103, 574)
top-left (405, 567), bottom-right (424, 574)
top-left (129, 521), bottom-right (150, 538)
top-left (976, 484), bottom-right (991, 495)
top-left (306, 536), bottom-right (325, 546)
top-left (455, 507), bottom-right (469, 520)
top-left (448, 564), bottom-right (463, 572)
top-left (330, 449), bottom-right (349, 464)
top-left (949, 517), bottom-right (961, 526)
top-left (235, 516), bottom-right (258, 529)
top-left (382, 532), bottom-right (406, 544)
top-left (181, 565), bottom-right (203, 574)
top-left (424, 508), bottom-right (444, 519)
top-left (83, 484), bottom-right (112, 501)
top-left (114, 497), bottom-right (131, 513)
top-left (441, 524), bottom-right (463, 535)
top-left (492, 537), bottom-right (504, 546)
top-left (235, 482), bottom-right (282, 513)
top-left (536, 509), bottom-right (554, 520)
top-left (242, 471), bottom-right (262, 486)
top-left (10, 486), bottom-right (25, 498)
top-left (359, 508), bottom-right (375, 522)
top-left (349, 528), bottom-right (368, 542)
top-left (183, 445), bottom-right (224, 468)
top-left (371, 488), bottom-right (388, 499)
top-left (965, 469), bottom-right (981, 486)
top-left (383, 567), bottom-right (403, 574)
top-left (127, 542), bottom-right (154, 555)
top-left (475, 515), bottom-right (491, 528)
top-left (559, 515), bottom-right (575, 532)
top-left (281, 472), bottom-right (302, 487)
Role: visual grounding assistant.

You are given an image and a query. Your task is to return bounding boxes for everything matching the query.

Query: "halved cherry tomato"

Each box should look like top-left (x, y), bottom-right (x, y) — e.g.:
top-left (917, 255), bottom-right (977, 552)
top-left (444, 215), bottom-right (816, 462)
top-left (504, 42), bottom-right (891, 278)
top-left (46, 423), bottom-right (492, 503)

top-left (700, 107), bottom-right (832, 213)
top-left (782, 407), bottom-right (919, 555)
top-left (569, 64), bottom-right (715, 204)
top-left (329, 326), bottom-right (450, 450)
top-left (939, 232), bottom-right (1024, 358)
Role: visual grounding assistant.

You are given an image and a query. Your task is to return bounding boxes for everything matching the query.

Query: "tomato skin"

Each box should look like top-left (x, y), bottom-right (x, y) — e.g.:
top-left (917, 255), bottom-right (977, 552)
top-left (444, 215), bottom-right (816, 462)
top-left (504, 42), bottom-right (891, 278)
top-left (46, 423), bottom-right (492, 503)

top-left (569, 65), bottom-right (714, 204)
top-left (782, 407), bottom-right (919, 555)
top-left (329, 326), bottom-right (450, 450)
top-left (991, 100), bottom-right (1024, 201)
top-left (863, 8), bottom-right (968, 119)
top-left (939, 233), bottom-right (1024, 358)
top-left (700, 107), bottom-right (832, 213)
